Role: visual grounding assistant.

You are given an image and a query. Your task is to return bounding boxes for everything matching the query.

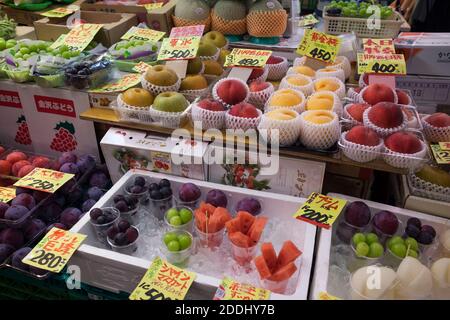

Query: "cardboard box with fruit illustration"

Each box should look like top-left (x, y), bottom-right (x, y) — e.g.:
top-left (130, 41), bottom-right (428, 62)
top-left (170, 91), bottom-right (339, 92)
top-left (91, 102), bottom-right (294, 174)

top-left (100, 127), bottom-right (208, 183)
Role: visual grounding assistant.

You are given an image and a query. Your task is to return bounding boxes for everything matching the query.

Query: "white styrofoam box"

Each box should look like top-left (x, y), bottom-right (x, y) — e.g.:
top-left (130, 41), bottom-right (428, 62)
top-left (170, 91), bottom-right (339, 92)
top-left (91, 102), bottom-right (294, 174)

top-left (17, 85), bottom-right (100, 158)
top-left (0, 81), bottom-right (34, 151)
top-left (101, 127), bottom-right (208, 183)
top-left (70, 170), bottom-right (316, 299)
top-left (396, 75), bottom-right (450, 107)
top-left (208, 146), bottom-right (326, 198)
top-left (310, 193), bottom-right (449, 300)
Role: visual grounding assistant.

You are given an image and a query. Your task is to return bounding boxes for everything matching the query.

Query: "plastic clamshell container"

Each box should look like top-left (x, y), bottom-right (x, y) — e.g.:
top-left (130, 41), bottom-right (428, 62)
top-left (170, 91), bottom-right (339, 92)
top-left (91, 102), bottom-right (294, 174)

top-left (310, 193), bottom-right (449, 300)
top-left (70, 170), bottom-right (316, 299)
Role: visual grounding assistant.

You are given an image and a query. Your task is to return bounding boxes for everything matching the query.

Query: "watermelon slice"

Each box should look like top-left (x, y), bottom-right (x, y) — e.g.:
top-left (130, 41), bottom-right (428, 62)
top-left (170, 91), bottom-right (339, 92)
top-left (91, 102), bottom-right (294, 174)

top-left (254, 255), bottom-right (272, 279)
top-left (214, 207), bottom-right (232, 226)
top-left (277, 241), bottom-right (302, 268)
top-left (208, 211), bottom-right (223, 233)
top-left (194, 208), bottom-right (207, 232)
top-left (268, 262), bottom-right (297, 282)
top-left (225, 218), bottom-right (241, 234)
top-left (237, 211), bottom-right (255, 235)
top-left (261, 242), bottom-right (278, 272)
top-left (199, 201), bottom-right (216, 218)
top-left (229, 231), bottom-right (252, 248)
top-left (248, 217), bottom-right (268, 244)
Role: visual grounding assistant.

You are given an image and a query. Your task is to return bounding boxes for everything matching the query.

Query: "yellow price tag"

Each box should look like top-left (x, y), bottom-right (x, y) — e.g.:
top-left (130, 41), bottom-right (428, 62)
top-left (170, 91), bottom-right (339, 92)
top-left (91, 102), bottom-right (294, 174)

top-left (143, 2), bottom-right (164, 11)
top-left (121, 26), bottom-right (165, 43)
top-left (439, 142), bottom-right (450, 151)
top-left (318, 291), bottom-right (341, 300)
top-left (213, 278), bottom-right (271, 300)
top-left (49, 34), bottom-right (67, 50)
top-left (14, 168), bottom-right (74, 194)
top-left (293, 192), bottom-right (347, 229)
top-left (431, 144), bottom-right (450, 164)
top-left (129, 257), bottom-right (196, 300)
top-left (362, 38), bottom-right (395, 55)
top-left (296, 29), bottom-right (341, 63)
top-left (41, 5), bottom-right (79, 18)
top-left (357, 53), bottom-right (406, 75)
top-left (158, 36), bottom-right (200, 61)
top-left (62, 23), bottom-right (103, 52)
top-left (223, 48), bottom-right (272, 68)
top-left (0, 187), bottom-right (16, 203)
top-left (22, 228), bottom-right (86, 273)
top-left (132, 61), bottom-right (151, 74)
top-left (298, 14), bottom-right (319, 27)
top-left (89, 73), bottom-right (141, 93)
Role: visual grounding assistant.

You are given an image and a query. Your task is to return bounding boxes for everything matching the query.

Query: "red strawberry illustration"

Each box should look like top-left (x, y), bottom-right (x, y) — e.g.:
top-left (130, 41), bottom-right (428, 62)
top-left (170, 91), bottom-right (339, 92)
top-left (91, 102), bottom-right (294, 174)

top-left (15, 115), bottom-right (32, 145)
top-left (50, 121), bottom-right (78, 152)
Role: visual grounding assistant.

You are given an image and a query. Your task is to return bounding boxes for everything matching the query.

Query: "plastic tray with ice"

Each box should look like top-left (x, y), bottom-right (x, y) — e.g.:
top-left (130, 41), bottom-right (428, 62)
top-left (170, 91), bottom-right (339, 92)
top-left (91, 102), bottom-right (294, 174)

top-left (310, 193), bottom-right (449, 300)
top-left (70, 170), bottom-right (317, 299)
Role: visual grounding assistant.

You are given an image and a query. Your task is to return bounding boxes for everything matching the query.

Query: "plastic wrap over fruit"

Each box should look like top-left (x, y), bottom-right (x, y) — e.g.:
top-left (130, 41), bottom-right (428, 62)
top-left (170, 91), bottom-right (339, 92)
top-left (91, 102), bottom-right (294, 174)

top-left (108, 39), bottom-right (159, 62)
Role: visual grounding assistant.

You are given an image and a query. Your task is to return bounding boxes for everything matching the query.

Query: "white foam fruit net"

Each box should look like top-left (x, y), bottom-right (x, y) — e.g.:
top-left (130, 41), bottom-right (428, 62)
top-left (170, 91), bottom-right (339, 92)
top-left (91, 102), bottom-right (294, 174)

top-left (330, 56), bottom-right (351, 80)
top-left (383, 141), bottom-right (427, 171)
top-left (141, 76), bottom-right (181, 97)
top-left (116, 94), bottom-right (152, 123)
top-left (359, 73), bottom-right (368, 88)
top-left (299, 111), bottom-right (340, 150)
top-left (408, 174), bottom-right (450, 202)
top-left (199, 47), bottom-right (220, 62)
top-left (421, 116), bottom-right (450, 143)
top-left (279, 74), bottom-right (314, 97)
top-left (340, 131), bottom-right (384, 163)
top-left (267, 57), bottom-right (289, 81)
top-left (265, 90), bottom-right (306, 114)
top-left (346, 87), bottom-right (361, 103)
top-left (286, 67), bottom-right (316, 79)
top-left (191, 102), bottom-right (226, 130)
top-left (180, 88), bottom-right (209, 103)
top-left (363, 107), bottom-right (408, 137)
top-left (248, 83), bottom-right (275, 110)
top-left (358, 85), bottom-right (399, 105)
top-left (149, 107), bottom-right (187, 129)
top-left (212, 77), bottom-right (250, 109)
top-left (257, 112), bottom-right (302, 147)
top-left (316, 68), bottom-right (345, 83)
top-left (312, 76), bottom-right (346, 99)
top-left (225, 109), bottom-right (262, 131)
top-left (293, 56), bottom-right (307, 67)
top-left (248, 66), bottom-right (269, 84)
top-left (305, 90), bottom-right (343, 118)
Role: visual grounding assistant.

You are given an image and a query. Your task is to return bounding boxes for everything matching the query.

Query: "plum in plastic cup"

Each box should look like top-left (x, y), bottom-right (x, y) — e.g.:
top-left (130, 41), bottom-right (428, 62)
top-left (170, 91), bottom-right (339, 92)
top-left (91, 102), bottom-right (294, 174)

top-left (125, 180), bottom-right (150, 206)
top-left (161, 230), bottom-right (193, 267)
top-left (89, 207), bottom-right (120, 245)
top-left (107, 226), bottom-right (139, 255)
top-left (372, 220), bottom-right (403, 245)
top-left (348, 243), bottom-right (384, 272)
top-left (230, 241), bottom-right (258, 266)
top-left (119, 205), bottom-right (139, 226)
top-left (164, 206), bottom-right (194, 233)
top-left (194, 223), bottom-right (225, 249)
top-left (149, 195), bottom-right (173, 220)
top-left (174, 196), bottom-right (200, 210)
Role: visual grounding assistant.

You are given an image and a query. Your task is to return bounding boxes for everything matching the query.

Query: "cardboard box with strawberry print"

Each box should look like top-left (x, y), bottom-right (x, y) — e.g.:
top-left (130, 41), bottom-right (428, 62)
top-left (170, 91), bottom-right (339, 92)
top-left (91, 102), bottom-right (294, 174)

top-left (17, 85), bottom-right (100, 159)
top-left (0, 81), bottom-right (34, 151)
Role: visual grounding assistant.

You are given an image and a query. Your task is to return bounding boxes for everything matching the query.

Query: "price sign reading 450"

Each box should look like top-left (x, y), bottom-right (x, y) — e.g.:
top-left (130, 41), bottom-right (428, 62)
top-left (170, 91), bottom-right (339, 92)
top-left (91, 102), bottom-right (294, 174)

top-left (14, 168), bottom-right (74, 193)
top-left (223, 48), bottom-right (272, 68)
top-left (296, 29), bottom-right (341, 63)
top-left (22, 228), bottom-right (86, 273)
top-left (293, 193), bottom-right (347, 229)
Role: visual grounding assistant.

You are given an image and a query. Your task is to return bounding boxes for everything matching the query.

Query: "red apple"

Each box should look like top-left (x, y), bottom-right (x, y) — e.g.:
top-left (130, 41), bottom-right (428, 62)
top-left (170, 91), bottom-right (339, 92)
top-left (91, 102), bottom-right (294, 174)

top-left (425, 112), bottom-right (450, 128)
top-left (229, 102), bottom-right (259, 118)
top-left (396, 89), bottom-right (410, 105)
top-left (249, 81), bottom-right (270, 92)
top-left (368, 102), bottom-right (404, 129)
top-left (346, 125), bottom-right (380, 146)
top-left (197, 98), bottom-right (225, 112)
top-left (362, 83), bottom-right (396, 105)
top-left (248, 68), bottom-right (265, 81)
top-left (347, 103), bottom-right (370, 122)
top-left (267, 56), bottom-right (284, 65)
top-left (385, 132), bottom-right (423, 154)
top-left (216, 79), bottom-right (248, 105)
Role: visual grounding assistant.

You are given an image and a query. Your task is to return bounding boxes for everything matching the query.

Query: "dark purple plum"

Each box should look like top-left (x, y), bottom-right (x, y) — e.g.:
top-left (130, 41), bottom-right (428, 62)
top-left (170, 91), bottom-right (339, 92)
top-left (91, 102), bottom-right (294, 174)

top-left (87, 187), bottom-right (104, 201)
top-left (405, 224), bottom-right (420, 239)
top-left (107, 225), bottom-right (120, 239)
top-left (134, 176), bottom-right (146, 187)
top-left (89, 208), bottom-right (103, 220)
top-left (114, 200), bottom-right (129, 213)
top-left (159, 187), bottom-right (172, 198)
top-left (418, 231), bottom-right (434, 245)
top-left (32, 190), bottom-right (49, 203)
top-left (178, 183), bottom-right (201, 202)
top-left (11, 193), bottom-right (36, 210)
top-left (23, 219), bottom-right (46, 241)
top-left (60, 178), bottom-right (76, 194)
top-left (125, 227), bottom-right (138, 243)
top-left (4, 205), bottom-right (29, 221)
top-left (421, 225), bottom-right (436, 238)
top-left (11, 247), bottom-right (31, 271)
top-left (159, 179), bottom-right (171, 188)
top-left (67, 186), bottom-right (83, 205)
top-left (113, 194), bottom-right (126, 203)
top-left (59, 162), bottom-right (80, 176)
top-left (96, 215), bottom-right (107, 225)
top-left (53, 194), bottom-right (66, 208)
top-left (407, 217), bottom-right (421, 229)
top-left (206, 189), bottom-right (228, 208)
top-left (0, 202), bottom-right (9, 219)
top-left (0, 244), bottom-right (15, 263)
top-left (82, 199), bottom-right (96, 213)
top-left (114, 233), bottom-right (127, 246)
top-left (118, 220), bottom-right (130, 232)
top-left (124, 195), bottom-right (138, 206)
top-left (89, 171), bottom-right (110, 189)
top-left (150, 190), bottom-right (162, 200)
top-left (39, 202), bottom-right (62, 224)
top-left (46, 223), bottom-right (68, 232)
top-left (235, 197), bottom-right (261, 216)
top-left (60, 207), bottom-right (82, 228)
top-left (76, 154), bottom-right (95, 174)
top-left (344, 201), bottom-right (371, 227)
top-left (15, 187), bottom-right (32, 195)
top-left (149, 183), bottom-right (159, 191)
top-left (372, 210), bottom-right (399, 236)
top-left (58, 152), bottom-right (77, 167)
top-left (130, 185), bottom-right (144, 194)
top-left (336, 221), bottom-right (358, 244)
top-left (0, 228), bottom-right (24, 249)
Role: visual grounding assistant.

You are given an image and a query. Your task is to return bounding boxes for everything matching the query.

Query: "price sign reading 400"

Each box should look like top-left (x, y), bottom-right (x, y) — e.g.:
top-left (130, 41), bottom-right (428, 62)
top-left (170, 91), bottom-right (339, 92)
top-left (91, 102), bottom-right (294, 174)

top-left (157, 36), bottom-right (201, 61)
top-left (296, 29), bottom-right (341, 63)
top-left (357, 53), bottom-right (406, 75)
top-left (14, 168), bottom-right (74, 194)
top-left (223, 48), bottom-right (272, 68)
top-left (293, 193), bottom-right (347, 229)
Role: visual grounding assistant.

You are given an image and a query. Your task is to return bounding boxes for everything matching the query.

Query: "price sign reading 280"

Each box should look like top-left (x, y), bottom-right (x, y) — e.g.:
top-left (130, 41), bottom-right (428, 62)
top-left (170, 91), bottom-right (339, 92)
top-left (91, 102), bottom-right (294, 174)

top-left (296, 29), bottom-right (341, 63)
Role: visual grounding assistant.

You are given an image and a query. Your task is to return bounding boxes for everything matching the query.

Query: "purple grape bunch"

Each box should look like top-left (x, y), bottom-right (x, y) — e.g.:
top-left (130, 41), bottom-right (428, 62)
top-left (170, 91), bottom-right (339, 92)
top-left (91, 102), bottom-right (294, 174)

top-left (107, 219), bottom-right (139, 247)
top-left (405, 217), bottom-right (436, 245)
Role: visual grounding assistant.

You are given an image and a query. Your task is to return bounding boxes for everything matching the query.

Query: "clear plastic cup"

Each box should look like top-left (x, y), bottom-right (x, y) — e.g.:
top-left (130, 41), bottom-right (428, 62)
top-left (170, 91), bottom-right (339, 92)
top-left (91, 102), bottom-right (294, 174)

top-left (230, 241), bottom-right (258, 266)
top-left (349, 267), bottom-right (397, 300)
top-left (383, 247), bottom-right (407, 269)
top-left (160, 230), bottom-right (193, 267)
top-left (261, 278), bottom-right (290, 295)
top-left (118, 206), bottom-right (139, 226)
top-left (194, 223), bottom-right (225, 249)
top-left (372, 220), bottom-right (403, 245)
top-left (348, 243), bottom-right (384, 272)
top-left (89, 207), bottom-right (120, 245)
top-left (174, 196), bottom-right (200, 210)
top-left (336, 219), bottom-right (369, 244)
top-left (149, 195), bottom-right (173, 220)
top-left (124, 182), bottom-right (150, 206)
top-left (432, 273), bottom-right (450, 300)
top-left (418, 235), bottom-right (439, 258)
top-left (107, 226), bottom-right (139, 255)
top-left (164, 206), bottom-right (194, 233)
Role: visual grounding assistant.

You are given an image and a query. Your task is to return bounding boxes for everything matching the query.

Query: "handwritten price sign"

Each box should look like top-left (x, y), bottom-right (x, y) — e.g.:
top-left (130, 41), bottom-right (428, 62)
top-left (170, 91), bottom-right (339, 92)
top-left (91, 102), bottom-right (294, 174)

top-left (357, 53), bottom-right (406, 75)
top-left (170, 25), bottom-right (205, 38)
top-left (293, 192), bottom-right (347, 229)
top-left (143, 2), bottom-right (164, 11)
top-left (431, 144), bottom-right (450, 164)
top-left (297, 29), bottom-right (341, 63)
top-left (439, 142), bottom-right (450, 151)
top-left (41, 5), bottom-right (79, 18)
top-left (223, 48), bottom-right (272, 68)
top-left (363, 38), bottom-right (395, 55)
top-left (157, 36), bottom-right (201, 61)
top-left (0, 187), bottom-right (16, 203)
top-left (214, 278), bottom-right (270, 300)
top-left (129, 257), bottom-right (196, 300)
top-left (121, 26), bottom-right (165, 43)
top-left (14, 168), bottom-right (74, 193)
top-left (89, 73), bottom-right (141, 93)
top-left (62, 23), bottom-right (103, 52)
top-left (298, 14), bottom-right (319, 27)
top-left (22, 228), bottom-right (86, 273)
top-left (132, 61), bottom-right (151, 74)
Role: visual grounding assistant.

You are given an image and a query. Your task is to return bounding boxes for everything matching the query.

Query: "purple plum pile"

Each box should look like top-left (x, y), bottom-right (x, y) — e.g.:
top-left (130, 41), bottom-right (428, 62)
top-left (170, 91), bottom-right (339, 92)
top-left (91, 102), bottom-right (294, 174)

top-left (149, 179), bottom-right (172, 200)
top-left (89, 208), bottom-right (118, 226)
top-left (113, 194), bottom-right (138, 214)
top-left (405, 217), bottom-right (436, 245)
top-left (107, 219), bottom-right (139, 246)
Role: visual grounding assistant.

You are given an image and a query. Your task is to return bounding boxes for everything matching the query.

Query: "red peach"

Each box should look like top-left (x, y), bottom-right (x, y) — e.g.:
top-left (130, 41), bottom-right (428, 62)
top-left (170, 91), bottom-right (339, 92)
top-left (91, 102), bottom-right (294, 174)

top-left (11, 160), bottom-right (31, 177)
top-left (249, 81), bottom-right (270, 92)
top-left (0, 146), bottom-right (5, 155)
top-left (425, 112), bottom-right (450, 128)
top-left (18, 165), bottom-right (35, 178)
top-left (6, 151), bottom-right (27, 164)
top-left (396, 89), bottom-right (410, 105)
top-left (346, 125), bottom-right (380, 146)
top-left (248, 68), bottom-right (265, 81)
top-left (0, 160), bottom-right (11, 175)
top-left (31, 156), bottom-right (52, 169)
top-left (197, 98), bottom-right (225, 112)
top-left (267, 56), bottom-right (284, 65)
top-left (347, 103), bottom-right (370, 122)
top-left (216, 79), bottom-right (248, 106)
top-left (385, 132), bottom-right (423, 154)
top-left (229, 102), bottom-right (259, 118)
top-left (368, 102), bottom-right (404, 129)
top-left (362, 83), bottom-right (396, 105)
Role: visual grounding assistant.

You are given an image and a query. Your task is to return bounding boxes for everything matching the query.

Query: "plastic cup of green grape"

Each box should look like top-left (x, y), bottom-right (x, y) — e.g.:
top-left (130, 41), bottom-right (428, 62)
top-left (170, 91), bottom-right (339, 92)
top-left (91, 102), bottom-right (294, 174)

top-left (161, 230), bottom-right (194, 266)
top-left (384, 235), bottom-right (420, 268)
top-left (164, 206), bottom-right (194, 233)
top-left (349, 232), bottom-right (385, 272)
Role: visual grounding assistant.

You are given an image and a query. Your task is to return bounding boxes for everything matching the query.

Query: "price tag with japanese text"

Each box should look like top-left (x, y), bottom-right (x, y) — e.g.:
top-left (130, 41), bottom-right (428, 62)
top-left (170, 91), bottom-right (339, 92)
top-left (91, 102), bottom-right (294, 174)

top-left (293, 192), bottom-right (347, 229)
top-left (0, 187), bottom-right (16, 203)
top-left (223, 48), bottom-right (272, 68)
top-left (157, 36), bottom-right (201, 61)
top-left (363, 38), bottom-right (395, 55)
top-left (14, 168), bottom-right (74, 194)
top-left (132, 61), bottom-right (151, 74)
top-left (431, 144), bottom-right (450, 164)
top-left (49, 34), bottom-right (67, 50)
top-left (213, 278), bottom-right (270, 300)
top-left (121, 26), bottom-right (165, 43)
top-left (62, 23), bottom-right (103, 52)
top-left (143, 2), bottom-right (164, 12)
top-left (22, 228), bottom-right (86, 273)
top-left (169, 25), bottom-right (205, 38)
top-left (439, 142), bottom-right (450, 151)
top-left (89, 73), bottom-right (141, 93)
top-left (129, 257), bottom-right (196, 300)
top-left (298, 14), bottom-right (319, 27)
top-left (296, 29), bottom-right (341, 63)
top-left (41, 5), bottom-right (79, 18)
top-left (357, 53), bottom-right (406, 75)
top-left (318, 291), bottom-right (341, 300)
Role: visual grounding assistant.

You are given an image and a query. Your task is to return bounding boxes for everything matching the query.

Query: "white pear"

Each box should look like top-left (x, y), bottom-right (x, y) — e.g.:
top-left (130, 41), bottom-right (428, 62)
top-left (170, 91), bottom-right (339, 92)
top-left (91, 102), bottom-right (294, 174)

top-left (396, 257), bottom-right (432, 299)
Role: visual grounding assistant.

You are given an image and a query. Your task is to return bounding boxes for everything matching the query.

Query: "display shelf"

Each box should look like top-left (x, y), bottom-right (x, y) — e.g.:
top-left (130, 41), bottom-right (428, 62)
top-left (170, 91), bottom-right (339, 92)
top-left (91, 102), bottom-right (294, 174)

top-left (80, 107), bottom-right (408, 174)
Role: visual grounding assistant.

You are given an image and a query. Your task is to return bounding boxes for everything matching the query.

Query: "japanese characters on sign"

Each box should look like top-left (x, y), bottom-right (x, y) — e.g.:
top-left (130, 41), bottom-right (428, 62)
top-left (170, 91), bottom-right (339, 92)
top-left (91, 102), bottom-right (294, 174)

top-left (439, 142), bottom-right (450, 151)
top-left (41, 5), bottom-right (79, 18)
top-left (298, 14), bottom-right (319, 27)
top-left (157, 36), bottom-right (201, 61)
top-left (22, 228), bottom-right (86, 273)
top-left (431, 144), bottom-right (450, 164)
top-left (213, 278), bottom-right (271, 300)
top-left (362, 38), bottom-right (396, 55)
top-left (0, 187), bottom-right (16, 203)
top-left (223, 48), bottom-right (272, 68)
top-left (121, 26), bottom-right (165, 44)
top-left (62, 24), bottom-right (103, 52)
top-left (142, 2), bottom-right (164, 12)
top-left (296, 29), bottom-right (341, 63)
top-left (129, 257), bottom-right (196, 300)
top-left (357, 52), bottom-right (406, 75)
top-left (89, 73), bottom-right (142, 93)
top-left (170, 25), bottom-right (205, 38)
top-left (132, 61), bottom-right (151, 74)
top-left (14, 168), bottom-right (74, 194)
top-left (0, 90), bottom-right (22, 108)
top-left (293, 192), bottom-right (347, 229)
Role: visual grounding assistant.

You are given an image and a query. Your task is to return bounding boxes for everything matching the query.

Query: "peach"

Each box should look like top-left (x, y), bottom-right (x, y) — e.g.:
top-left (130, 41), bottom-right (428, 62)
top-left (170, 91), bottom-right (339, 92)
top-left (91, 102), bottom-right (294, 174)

top-left (385, 132), bottom-right (423, 154)
top-left (267, 56), bottom-right (284, 65)
top-left (347, 103), bottom-right (370, 123)
top-left (306, 92), bottom-right (334, 111)
top-left (425, 113), bottom-right (450, 128)
top-left (18, 165), bottom-right (35, 178)
top-left (362, 83), bottom-right (396, 105)
top-left (229, 102), bottom-right (259, 118)
top-left (266, 109), bottom-right (298, 121)
top-left (197, 99), bottom-right (225, 112)
top-left (12, 160), bottom-right (31, 177)
top-left (291, 66), bottom-right (315, 78)
top-left (248, 68), bottom-right (265, 81)
top-left (249, 81), bottom-right (270, 92)
top-left (346, 126), bottom-right (380, 146)
top-left (215, 79), bottom-right (248, 106)
top-left (396, 89), bottom-right (411, 105)
top-left (6, 151), bottom-right (27, 164)
top-left (303, 110), bottom-right (334, 124)
top-left (286, 75), bottom-right (310, 86)
top-left (180, 75), bottom-right (208, 91)
top-left (269, 89), bottom-right (302, 107)
top-left (314, 78), bottom-right (340, 92)
top-left (368, 102), bottom-right (404, 129)
top-left (31, 156), bottom-right (51, 169)
top-left (0, 160), bottom-right (11, 175)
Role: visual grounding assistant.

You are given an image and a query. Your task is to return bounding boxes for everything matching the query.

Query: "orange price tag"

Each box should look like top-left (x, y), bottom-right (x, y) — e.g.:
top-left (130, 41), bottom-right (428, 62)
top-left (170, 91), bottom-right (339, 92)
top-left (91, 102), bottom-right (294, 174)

top-left (89, 73), bottom-right (141, 93)
top-left (297, 29), bottom-right (341, 63)
top-left (363, 38), bottom-right (396, 55)
top-left (62, 23), bottom-right (103, 52)
top-left (14, 168), bottom-right (74, 193)
top-left (214, 278), bottom-right (271, 300)
top-left (0, 187), bottom-right (16, 203)
top-left (157, 36), bottom-right (200, 61)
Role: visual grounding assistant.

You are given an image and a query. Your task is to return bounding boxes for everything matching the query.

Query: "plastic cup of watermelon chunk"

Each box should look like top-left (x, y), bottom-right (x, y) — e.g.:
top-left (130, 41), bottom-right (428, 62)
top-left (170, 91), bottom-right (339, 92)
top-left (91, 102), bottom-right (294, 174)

top-left (194, 223), bottom-right (225, 249)
top-left (260, 278), bottom-right (290, 295)
top-left (230, 241), bottom-right (258, 266)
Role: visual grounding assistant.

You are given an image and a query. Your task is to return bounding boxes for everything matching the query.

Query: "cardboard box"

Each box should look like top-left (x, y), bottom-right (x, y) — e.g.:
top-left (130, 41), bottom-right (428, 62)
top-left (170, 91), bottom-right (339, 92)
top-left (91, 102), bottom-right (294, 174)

top-left (34, 11), bottom-right (138, 47)
top-left (15, 26), bottom-right (36, 40)
top-left (100, 127), bottom-right (208, 183)
top-left (80, 0), bottom-right (176, 32)
top-left (394, 32), bottom-right (450, 77)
